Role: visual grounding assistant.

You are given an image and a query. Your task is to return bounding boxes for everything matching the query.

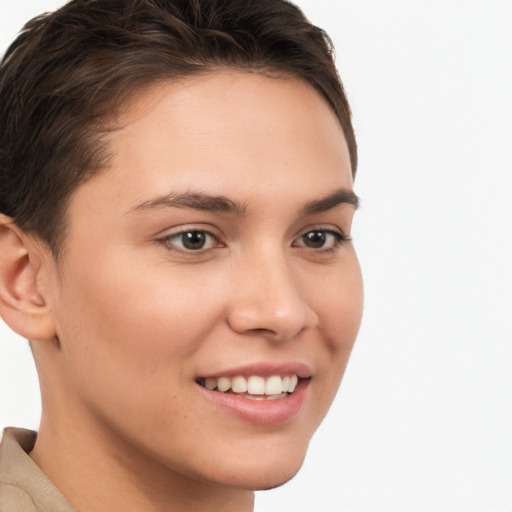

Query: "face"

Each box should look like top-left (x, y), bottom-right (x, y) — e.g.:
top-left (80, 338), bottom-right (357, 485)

top-left (41, 71), bottom-right (363, 490)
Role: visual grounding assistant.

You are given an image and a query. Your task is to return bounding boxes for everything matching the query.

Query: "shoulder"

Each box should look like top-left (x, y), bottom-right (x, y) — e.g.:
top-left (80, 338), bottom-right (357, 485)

top-left (0, 427), bottom-right (77, 512)
top-left (0, 428), bottom-right (39, 511)
top-left (0, 481), bottom-right (39, 512)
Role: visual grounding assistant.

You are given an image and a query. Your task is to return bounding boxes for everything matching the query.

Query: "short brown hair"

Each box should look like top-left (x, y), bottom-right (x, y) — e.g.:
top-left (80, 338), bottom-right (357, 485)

top-left (0, 0), bottom-right (357, 256)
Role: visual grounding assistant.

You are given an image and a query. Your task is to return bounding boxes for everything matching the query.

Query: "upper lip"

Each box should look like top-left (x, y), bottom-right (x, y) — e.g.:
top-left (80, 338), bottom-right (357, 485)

top-left (199, 362), bottom-right (312, 380)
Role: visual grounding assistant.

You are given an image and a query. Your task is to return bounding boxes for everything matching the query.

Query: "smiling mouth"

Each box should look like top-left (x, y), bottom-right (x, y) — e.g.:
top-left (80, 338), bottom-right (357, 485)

top-left (196, 374), bottom-right (307, 400)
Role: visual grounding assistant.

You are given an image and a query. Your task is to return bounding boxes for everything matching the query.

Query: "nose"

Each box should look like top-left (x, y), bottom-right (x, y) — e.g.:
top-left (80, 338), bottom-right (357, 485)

top-left (226, 251), bottom-right (318, 341)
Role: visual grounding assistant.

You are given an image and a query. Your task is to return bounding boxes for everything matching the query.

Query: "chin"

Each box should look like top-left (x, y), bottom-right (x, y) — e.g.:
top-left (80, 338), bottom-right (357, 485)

top-left (212, 447), bottom-right (308, 491)
top-left (250, 473), bottom-right (299, 491)
top-left (228, 469), bottom-right (302, 491)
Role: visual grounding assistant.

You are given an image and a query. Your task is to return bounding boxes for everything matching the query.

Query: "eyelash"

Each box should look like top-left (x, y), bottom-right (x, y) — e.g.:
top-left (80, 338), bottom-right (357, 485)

top-left (158, 228), bottom-right (350, 254)
top-left (292, 229), bottom-right (350, 251)
top-left (159, 229), bottom-right (222, 253)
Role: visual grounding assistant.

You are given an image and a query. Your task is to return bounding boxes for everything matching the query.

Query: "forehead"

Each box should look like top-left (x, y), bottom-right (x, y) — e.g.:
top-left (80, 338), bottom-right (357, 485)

top-left (108, 71), bottom-right (351, 183)
top-left (116, 70), bottom-right (343, 138)
top-left (65, 71), bottom-right (353, 231)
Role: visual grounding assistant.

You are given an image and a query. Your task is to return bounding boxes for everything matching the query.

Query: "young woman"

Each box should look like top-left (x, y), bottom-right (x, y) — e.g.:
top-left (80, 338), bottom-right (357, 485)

top-left (0, 1), bottom-right (362, 510)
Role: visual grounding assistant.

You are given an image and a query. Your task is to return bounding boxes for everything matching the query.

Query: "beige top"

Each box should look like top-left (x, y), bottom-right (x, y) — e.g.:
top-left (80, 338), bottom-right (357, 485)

top-left (0, 427), bottom-right (76, 512)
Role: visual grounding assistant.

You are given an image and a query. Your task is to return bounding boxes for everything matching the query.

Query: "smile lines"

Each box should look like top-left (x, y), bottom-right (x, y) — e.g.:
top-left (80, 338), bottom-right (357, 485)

top-left (197, 374), bottom-right (300, 398)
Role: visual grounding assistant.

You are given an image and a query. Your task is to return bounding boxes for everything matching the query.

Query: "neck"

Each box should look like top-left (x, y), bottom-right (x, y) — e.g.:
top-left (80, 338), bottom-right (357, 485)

top-left (31, 411), bottom-right (254, 512)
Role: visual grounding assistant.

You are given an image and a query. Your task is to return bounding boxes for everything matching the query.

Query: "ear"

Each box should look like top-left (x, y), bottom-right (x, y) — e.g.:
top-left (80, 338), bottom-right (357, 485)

top-left (0, 215), bottom-right (57, 341)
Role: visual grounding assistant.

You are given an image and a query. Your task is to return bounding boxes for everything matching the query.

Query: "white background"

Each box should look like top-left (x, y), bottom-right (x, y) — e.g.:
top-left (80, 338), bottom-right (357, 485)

top-left (0, 1), bottom-right (511, 511)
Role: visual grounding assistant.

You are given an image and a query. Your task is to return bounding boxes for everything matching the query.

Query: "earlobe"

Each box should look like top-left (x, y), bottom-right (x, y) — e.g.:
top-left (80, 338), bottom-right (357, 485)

top-left (0, 215), bottom-right (56, 341)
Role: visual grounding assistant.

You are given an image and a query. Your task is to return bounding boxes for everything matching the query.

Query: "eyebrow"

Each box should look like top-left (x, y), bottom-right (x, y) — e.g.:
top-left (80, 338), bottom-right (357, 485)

top-left (129, 188), bottom-right (359, 217)
top-left (299, 188), bottom-right (360, 216)
top-left (130, 191), bottom-right (247, 216)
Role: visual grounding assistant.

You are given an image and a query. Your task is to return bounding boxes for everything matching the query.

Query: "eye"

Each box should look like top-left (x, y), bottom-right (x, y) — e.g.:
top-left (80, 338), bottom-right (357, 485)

top-left (160, 230), bottom-right (220, 252)
top-left (293, 229), bottom-right (347, 250)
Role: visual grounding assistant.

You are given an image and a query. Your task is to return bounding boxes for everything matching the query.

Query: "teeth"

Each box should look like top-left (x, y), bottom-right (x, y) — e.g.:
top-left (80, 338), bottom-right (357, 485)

top-left (217, 377), bottom-right (231, 392)
top-left (289, 374), bottom-right (298, 393)
top-left (231, 376), bottom-right (248, 393)
top-left (205, 378), bottom-right (217, 390)
top-left (201, 374), bottom-right (300, 396)
top-left (247, 376), bottom-right (265, 395)
top-left (265, 375), bottom-right (283, 395)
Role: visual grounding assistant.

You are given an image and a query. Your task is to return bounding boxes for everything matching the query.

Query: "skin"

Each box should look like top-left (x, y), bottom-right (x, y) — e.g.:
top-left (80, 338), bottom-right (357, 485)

top-left (0, 71), bottom-right (363, 511)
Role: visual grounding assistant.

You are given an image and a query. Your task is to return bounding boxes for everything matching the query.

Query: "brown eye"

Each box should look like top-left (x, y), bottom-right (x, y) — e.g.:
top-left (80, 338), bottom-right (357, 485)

top-left (302, 231), bottom-right (327, 248)
top-left (162, 230), bottom-right (218, 252)
top-left (294, 229), bottom-right (346, 250)
top-left (181, 231), bottom-right (207, 250)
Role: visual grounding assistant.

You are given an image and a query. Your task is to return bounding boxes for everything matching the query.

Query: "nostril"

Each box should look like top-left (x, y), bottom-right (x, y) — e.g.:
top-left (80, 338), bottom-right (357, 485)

top-left (248, 327), bottom-right (275, 335)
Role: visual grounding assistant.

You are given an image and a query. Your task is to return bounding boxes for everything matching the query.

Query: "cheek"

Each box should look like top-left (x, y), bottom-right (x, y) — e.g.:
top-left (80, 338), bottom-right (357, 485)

top-left (312, 253), bottom-right (364, 352)
top-left (67, 253), bottom-right (221, 336)
top-left (54, 254), bottom-right (227, 402)
top-left (51, 257), bottom-right (234, 459)
top-left (314, 257), bottom-right (363, 400)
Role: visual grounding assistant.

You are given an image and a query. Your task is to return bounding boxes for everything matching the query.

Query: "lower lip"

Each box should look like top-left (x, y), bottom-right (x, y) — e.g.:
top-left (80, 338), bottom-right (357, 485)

top-left (197, 379), bottom-right (309, 425)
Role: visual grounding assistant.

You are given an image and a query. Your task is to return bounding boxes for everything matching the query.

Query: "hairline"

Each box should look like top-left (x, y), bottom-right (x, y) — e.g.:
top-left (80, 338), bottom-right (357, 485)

top-left (46, 66), bottom-right (355, 262)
